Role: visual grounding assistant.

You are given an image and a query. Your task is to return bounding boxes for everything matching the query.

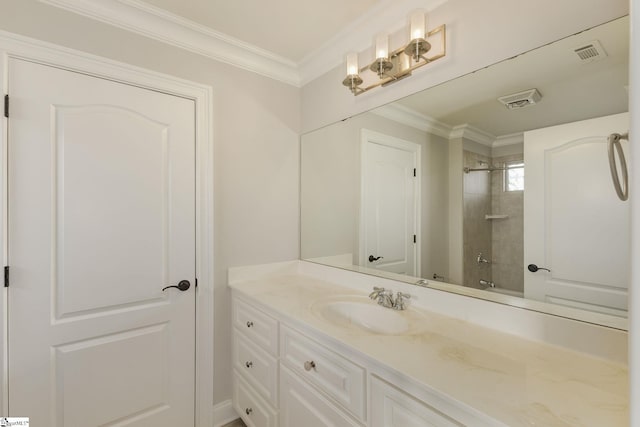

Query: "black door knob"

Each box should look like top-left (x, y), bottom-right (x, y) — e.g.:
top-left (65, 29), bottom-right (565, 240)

top-left (527, 264), bottom-right (551, 273)
top-left (368, 255), bottom-right (383, 262)
top-left (162, 280), bottom-right (191, 291)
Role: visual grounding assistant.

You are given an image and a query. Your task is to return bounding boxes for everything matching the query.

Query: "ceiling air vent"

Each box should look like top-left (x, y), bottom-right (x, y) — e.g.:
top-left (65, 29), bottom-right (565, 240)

top-left (497, 88), bottom-right (542, 110)
top-left (573, 40), bottom-right (607, 63)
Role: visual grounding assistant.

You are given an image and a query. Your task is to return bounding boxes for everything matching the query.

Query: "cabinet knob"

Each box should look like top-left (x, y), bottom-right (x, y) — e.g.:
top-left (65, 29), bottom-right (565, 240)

top-left (304, 360), bottom-right (316, 371)
top-left (246, 321), bottom-right (254, 328)
top-left (245, 361), bottom-right (253, 368)
top-left (245, 407), bottom-right (253, 415)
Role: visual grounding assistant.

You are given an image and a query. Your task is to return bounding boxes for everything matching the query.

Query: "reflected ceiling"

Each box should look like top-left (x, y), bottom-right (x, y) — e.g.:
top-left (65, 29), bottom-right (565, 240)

top-left (396, 18), bottom-right (629, 136)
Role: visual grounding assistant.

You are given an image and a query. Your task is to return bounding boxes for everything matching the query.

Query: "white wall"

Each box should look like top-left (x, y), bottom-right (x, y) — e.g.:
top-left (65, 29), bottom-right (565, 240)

top-left (301, 0), bottom-right (629, 133)
top-left (0, 0), bottom-right (301, 412)
top-left (630, 0), bottom-right (639, 424)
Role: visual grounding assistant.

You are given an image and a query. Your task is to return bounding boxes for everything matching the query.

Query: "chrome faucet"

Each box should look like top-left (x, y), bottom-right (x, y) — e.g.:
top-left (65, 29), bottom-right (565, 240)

top-left (479, 279), bottom-right (495, 288)
top-left (477, 252), bottom-right (490, 264)
top-left (369, 287), bottom-right (412, 310)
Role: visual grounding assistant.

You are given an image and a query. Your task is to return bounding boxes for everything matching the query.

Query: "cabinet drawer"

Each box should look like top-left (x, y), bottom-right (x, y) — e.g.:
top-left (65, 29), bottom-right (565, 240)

top-left (233, 297), bottom-right (278, 356)
top-left (280, 365), bottom-right (363, 427)
top-left (233, 330), bottom-right (278, 406)
top-left (233, 372), bottom-right (278, 427)
top-left (280, 325), bottom-right (366, 421)
top-left (370, 376), bottom-right (464, 427)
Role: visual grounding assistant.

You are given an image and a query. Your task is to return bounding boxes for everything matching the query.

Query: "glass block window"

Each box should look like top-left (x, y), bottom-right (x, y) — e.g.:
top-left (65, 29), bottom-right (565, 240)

top-left (504, 162), bottom-right (524, 191)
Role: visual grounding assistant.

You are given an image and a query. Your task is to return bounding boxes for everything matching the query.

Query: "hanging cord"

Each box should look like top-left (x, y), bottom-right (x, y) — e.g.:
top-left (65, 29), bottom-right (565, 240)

top-left (607, 132), bottom-right (629, 201)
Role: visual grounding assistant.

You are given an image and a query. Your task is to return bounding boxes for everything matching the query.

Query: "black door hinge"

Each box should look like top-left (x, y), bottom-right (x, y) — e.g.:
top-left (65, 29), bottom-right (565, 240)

top-left (413, 235), bottom-right (417, 243)
top-left (413, 168), bottom-right (416, 177)
top-left (4, 266), bottom-right (9, 288)
top-left (195, 277), bottom-right (198, 288)
top-left (3, 95), bottom-right (8, 118)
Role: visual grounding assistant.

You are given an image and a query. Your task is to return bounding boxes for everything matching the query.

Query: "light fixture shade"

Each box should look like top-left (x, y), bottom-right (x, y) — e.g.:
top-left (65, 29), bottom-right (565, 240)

top-left (375, 33), bottom-right (389, 60)
top-left (346, 52), bottom-right (359, 76)
top-left (410, 10), bottom-right (426, 40)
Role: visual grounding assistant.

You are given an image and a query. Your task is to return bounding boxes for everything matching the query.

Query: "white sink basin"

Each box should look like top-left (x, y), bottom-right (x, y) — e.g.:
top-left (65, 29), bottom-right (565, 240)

top-left (311, 295), bottom-right (424, 335)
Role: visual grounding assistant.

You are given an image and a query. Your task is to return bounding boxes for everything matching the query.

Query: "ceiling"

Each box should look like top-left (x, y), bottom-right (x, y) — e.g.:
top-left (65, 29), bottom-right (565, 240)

top-left (395, 16), bottom-right (629, 137)
top-left (142, 0), bottom-right (383, 62)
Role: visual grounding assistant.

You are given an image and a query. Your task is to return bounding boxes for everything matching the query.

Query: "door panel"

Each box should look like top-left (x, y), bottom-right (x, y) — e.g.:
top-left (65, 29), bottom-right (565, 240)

top-left (524, 112), bottom-right (629, 315)
top-left (54, 324), bottom-right (169, 426)
top-left (8, 58), bottom-right (195, 426)
top-left (55, 105), bottom-right (170, 318)
top-left (361, 131), bottom-right (419, 277)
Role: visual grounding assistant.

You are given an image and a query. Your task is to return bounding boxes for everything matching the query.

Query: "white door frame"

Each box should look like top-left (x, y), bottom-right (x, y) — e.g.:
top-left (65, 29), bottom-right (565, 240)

top-left (359, 129), bottom-right (421, 277)
top-left (0, 31), bottom-right (214, 426)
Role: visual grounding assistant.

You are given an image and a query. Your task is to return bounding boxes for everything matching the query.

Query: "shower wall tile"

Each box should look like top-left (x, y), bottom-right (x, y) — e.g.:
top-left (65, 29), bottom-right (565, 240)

top-left (463, 150), bottom-right (492, 289)
top-left (490, 154), bottom-right (524, 293)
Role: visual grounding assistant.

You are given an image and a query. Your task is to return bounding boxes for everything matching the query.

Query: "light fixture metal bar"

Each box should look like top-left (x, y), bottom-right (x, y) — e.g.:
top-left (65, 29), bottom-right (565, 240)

top-left (353, 25), bottom-right (447, 96)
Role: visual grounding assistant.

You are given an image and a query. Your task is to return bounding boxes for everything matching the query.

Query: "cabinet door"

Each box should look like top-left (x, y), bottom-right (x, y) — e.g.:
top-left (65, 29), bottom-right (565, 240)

top-left (233, 373), bottom-right (278, 427)
top-left (280, 365), bottom-right (363, 427)
top-left (370, 376), bottom-right (464, 427)
top-left (280, 325), bottom-right (366, 420)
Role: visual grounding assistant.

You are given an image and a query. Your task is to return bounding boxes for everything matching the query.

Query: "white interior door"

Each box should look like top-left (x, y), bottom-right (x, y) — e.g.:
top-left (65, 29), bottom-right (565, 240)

top-left (7, 58), bottom-right (196, 425)
top-left (524, 112), bottom-right (629, 316)
top-left (360, 130), bottom-right (420, 277)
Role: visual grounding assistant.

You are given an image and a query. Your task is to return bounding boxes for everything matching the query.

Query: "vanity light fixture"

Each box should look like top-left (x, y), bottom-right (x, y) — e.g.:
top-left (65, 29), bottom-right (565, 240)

top-left (342, 10), bottom-right (446, 96)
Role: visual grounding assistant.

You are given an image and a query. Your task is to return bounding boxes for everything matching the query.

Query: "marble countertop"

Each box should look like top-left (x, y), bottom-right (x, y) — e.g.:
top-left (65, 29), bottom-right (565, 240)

top-left (229, 271), bottom-right (628, 427)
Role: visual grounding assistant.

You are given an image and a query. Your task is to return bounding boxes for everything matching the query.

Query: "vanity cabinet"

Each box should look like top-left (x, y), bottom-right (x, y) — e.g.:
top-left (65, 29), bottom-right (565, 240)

top-left (232, 294), bottom-right (484, 427)
top-left (232, 297), bottom-right (280, 427)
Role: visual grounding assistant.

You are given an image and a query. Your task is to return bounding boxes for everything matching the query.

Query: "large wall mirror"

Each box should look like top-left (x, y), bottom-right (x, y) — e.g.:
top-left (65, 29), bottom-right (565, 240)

top-left (301, 16), bottom-right (629, 330)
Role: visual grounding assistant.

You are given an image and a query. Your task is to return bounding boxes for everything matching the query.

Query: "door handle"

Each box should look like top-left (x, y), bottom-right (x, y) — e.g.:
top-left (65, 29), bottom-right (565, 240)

top-left (527, 264), bottom-right (551, 273)
top-left (162, 280), bottom-right (191, 291)
top-left (368, 255), bottom-right (383, 262)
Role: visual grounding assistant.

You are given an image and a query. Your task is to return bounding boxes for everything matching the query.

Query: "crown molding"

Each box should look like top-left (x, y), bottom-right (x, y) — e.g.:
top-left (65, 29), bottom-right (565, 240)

top-left (38, 0), bottom-right (450, 88)
top-left (38, 0), bottom-right (301, 86)
top-left (371, 103), bottom-right (452, 139)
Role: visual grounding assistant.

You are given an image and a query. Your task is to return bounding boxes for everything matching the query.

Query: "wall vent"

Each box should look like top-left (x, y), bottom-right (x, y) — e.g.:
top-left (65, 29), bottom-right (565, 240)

top-left (573, 40), bottom-right (607, 63)
top-left (497, 88), bottom-right (542, 110)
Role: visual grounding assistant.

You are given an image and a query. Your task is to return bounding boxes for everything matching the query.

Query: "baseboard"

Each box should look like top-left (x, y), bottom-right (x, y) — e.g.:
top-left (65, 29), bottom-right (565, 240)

top-left (213, 399), bottom-right (239, 427)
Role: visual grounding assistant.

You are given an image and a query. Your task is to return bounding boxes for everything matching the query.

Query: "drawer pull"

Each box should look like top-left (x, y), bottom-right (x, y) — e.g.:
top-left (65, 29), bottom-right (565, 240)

top-left (245, 361), bottom-right (253, 368)
top-left (246, 321), bottom-right (254, 328)
top-left (304, 360), bottom-right (316, 371)
top-left (245, 407), bottom-right (253, 415)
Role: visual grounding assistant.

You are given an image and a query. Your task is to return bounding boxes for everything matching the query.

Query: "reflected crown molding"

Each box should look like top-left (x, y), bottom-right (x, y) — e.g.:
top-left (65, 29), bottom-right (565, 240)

top-left (450, 124), bottom-right (495, 146)
top-left (372, 103), bottom-right (452, 138)
top-left (372, 103), bottom-right (524, 147)
top-left (494, 132), bottom-right (525, 146)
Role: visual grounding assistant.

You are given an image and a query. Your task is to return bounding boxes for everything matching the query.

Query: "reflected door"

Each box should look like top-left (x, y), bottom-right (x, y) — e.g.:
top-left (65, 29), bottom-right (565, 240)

top-left (524, 112), bottom-right (629, 316)
top-left (360, 130), bottom-right (420, 276)
top-left (7, 59), bottom-right (196, 425)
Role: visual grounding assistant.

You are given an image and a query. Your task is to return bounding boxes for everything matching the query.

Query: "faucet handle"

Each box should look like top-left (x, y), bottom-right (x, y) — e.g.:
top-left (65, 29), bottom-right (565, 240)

top-left (393, 292), bottom-right (411, 310)
top-left (369, 286), bottom-right (386, 300)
